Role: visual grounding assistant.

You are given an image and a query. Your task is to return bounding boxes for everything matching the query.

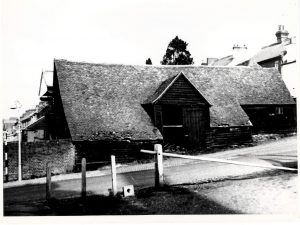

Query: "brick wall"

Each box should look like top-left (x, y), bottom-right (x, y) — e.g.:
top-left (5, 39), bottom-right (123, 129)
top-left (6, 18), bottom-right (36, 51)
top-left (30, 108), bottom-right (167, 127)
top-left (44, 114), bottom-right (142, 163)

top-left (3, 139), bottom-right (75, 181)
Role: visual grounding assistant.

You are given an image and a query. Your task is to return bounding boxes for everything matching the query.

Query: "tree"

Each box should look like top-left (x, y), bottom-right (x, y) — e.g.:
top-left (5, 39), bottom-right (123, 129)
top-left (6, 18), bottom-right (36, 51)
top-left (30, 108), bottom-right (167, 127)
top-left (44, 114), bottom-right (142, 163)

top-left (146, 58), bottom-right (152, 65)
top-left (161, 36), bottom-right (194, 65)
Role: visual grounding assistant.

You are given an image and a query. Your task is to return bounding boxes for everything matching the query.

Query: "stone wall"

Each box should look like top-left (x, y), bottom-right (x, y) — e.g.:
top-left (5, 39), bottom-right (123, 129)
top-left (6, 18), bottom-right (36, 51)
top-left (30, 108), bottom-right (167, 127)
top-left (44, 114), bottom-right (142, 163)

top-left (3, 139), bottom-right (75, 181)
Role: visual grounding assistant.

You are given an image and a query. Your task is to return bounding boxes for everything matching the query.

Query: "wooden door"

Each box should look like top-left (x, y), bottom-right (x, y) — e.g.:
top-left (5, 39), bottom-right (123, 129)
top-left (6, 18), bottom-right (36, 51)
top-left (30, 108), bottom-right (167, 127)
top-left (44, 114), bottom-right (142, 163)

top-left (182, 107), bottom-right (206, 148)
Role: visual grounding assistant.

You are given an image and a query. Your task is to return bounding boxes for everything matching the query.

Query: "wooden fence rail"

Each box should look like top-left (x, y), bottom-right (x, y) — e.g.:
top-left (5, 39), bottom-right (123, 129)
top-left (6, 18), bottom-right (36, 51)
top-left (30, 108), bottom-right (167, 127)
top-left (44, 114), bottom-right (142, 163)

top-left (141, 149), bottom-right (297, 171)
top-left (141, 144), bottom-right (297, 188)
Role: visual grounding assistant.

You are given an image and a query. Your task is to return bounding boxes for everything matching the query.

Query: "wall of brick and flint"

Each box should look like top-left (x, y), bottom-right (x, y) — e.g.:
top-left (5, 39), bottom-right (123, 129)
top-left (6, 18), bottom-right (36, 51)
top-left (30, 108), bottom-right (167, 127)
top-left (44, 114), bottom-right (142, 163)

top-left (2, 139), bottom-right (157, 182)
top-left (3, 139), bottom-right (75, 181)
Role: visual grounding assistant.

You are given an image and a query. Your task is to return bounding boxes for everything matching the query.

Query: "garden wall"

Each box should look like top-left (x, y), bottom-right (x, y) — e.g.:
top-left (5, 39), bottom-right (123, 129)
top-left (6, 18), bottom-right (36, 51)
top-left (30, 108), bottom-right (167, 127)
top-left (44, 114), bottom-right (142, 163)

top-left (3, 139), bottom-right (75, 181)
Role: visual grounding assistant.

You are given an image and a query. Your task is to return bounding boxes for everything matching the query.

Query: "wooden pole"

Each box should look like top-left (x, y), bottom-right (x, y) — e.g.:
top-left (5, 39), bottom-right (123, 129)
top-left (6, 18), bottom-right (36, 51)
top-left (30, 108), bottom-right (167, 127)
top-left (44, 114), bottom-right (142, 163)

top-left (140, 149), bottom-right (297, 171)
top-left (46, 162), bottom-right (51, 201)
top-left (111, 155), bottom-right (117, 196)
top-left (81, 158), bottom-right (86, 198)
top-left (154, 144), bottom-right (164, 188)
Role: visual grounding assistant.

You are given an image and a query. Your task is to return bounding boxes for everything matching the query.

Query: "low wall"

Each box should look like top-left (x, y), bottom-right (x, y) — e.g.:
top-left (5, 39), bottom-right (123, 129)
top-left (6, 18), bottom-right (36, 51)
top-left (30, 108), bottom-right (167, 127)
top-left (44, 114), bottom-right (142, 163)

top-left (74, 140), bottom-right (160, 171)
top-left (3, 139), bottom-right (75, 181)
top-left (206, 127), bottom-right (253, 149)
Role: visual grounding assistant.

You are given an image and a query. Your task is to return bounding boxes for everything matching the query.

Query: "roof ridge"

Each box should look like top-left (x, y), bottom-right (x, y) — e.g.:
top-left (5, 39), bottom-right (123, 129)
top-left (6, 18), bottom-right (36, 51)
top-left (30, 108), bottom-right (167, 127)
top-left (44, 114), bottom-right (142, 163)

top-left (261, 42), bottom-right (281, 49)
top-left (54, 58), bottom-right (254, 69)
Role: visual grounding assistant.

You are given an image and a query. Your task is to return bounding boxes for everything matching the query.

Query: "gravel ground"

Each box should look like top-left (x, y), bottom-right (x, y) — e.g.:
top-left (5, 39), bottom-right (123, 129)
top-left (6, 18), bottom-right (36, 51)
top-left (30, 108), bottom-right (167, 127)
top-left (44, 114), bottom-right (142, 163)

top-left (187, 170), bottom-right (298, 214)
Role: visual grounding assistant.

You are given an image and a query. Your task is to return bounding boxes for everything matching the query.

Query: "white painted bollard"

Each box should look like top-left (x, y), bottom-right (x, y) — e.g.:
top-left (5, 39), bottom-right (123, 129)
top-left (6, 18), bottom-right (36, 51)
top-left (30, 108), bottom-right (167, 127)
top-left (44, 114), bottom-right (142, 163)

top-left (4, 134), bottom-right (8, 182)
top-left (111, 155), bottom-right (117, 196)
top-left (46, 162), bottom-right (51, 201)
top-left (81, 158), bottom-right (86, 198)
top-left (154, 144), bottom-right (164, 188)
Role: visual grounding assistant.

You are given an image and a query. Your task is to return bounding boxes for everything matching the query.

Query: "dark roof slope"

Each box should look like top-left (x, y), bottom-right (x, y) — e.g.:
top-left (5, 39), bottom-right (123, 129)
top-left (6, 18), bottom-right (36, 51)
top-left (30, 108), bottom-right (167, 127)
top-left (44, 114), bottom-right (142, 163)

top-left (54, 59), bottom-right (295, 142)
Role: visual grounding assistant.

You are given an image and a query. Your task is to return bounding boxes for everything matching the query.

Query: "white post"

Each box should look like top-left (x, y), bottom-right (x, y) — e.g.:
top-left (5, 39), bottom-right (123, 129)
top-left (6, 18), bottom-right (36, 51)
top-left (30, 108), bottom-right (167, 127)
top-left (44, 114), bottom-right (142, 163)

top-left (46, 162), bottom-right (51, 201)
top-left (111, 155), bottom-right (117, 196)
top-left (4, 132), bottom-right (8, 182)
top-left (154, 144), bottom-right (164, 188)
top-left (81, 158), bottom-right (86, 198)
top-left (18, 115), bottom-right (22, 182)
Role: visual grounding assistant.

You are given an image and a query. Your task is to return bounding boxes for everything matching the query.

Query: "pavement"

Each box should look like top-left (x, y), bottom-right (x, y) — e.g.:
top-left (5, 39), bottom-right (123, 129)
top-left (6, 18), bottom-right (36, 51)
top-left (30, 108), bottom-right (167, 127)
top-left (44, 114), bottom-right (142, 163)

top-left (3, 136), bottom-right (298, 216)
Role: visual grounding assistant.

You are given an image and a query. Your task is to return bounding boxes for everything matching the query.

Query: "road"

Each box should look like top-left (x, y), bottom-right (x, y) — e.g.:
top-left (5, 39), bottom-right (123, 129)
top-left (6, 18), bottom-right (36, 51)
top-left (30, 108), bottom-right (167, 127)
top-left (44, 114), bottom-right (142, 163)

top-left (4, 136), bottom-right (297, 206)
top-left (192, 170), bottom-right (298, 214)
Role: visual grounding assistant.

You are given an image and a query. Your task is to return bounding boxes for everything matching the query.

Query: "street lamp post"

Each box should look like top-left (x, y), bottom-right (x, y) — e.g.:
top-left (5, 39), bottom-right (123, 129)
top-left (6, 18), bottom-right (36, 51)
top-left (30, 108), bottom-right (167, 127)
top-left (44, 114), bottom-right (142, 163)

top-left (17, 114), bottom-right (22, 181)
top-left (10, 101), bottom-right (22, 182)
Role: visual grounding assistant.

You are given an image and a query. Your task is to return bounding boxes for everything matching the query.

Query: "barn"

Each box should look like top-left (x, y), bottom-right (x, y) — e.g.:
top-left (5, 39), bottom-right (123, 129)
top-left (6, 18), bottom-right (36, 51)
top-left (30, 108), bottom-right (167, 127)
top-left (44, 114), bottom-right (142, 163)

top-left (47, 59), bottom-right (296, 162)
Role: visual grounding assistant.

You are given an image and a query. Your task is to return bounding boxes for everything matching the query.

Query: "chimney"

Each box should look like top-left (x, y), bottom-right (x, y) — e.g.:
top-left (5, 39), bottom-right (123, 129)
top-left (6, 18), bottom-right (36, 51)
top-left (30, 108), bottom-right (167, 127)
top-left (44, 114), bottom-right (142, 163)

top-left (232, 44), bottom-right (248, 59)
top-left (232, 44), bottom-right (247, 51)
top-left (275, 25), bottom-right (289, 43)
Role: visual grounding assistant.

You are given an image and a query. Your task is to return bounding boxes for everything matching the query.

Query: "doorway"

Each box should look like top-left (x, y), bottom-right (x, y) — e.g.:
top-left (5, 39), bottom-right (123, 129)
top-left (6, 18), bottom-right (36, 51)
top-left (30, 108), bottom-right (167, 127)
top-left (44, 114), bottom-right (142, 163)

top-left (161, 105), bottom-right (206, 148)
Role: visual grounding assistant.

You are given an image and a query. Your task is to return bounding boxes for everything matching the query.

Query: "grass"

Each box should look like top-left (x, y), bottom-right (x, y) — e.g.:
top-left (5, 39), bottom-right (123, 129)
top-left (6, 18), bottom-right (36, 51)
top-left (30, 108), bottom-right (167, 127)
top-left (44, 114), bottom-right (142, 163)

top-left (45, 185), bottom-right (237, 215)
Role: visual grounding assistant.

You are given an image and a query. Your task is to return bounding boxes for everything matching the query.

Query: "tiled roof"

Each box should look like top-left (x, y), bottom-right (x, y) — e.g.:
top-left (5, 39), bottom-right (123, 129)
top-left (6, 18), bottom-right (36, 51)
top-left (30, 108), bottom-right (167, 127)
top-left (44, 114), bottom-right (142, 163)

top-left (20, 109), bottom-right (36, 122)
top-left (25, 116), bottom-right (47, 131)
top-left (250, 42), bottom-right (287, 63)
top-left (54, 59), bottom-right (295, 142)
top-left (144, 75), bottom-right (177, 104)
top-left (211, 53), bottom-right (254, 67)
top-left (211, 55), bottom-right (234, 66)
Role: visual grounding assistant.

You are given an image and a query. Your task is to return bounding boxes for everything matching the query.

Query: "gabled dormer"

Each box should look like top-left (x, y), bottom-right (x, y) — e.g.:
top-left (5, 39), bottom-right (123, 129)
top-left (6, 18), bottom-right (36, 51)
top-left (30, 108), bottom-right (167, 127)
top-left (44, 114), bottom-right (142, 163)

top-left (145, 72), bottom-right (210, 106)
top-left (143, 72), bottom-right (211, 148)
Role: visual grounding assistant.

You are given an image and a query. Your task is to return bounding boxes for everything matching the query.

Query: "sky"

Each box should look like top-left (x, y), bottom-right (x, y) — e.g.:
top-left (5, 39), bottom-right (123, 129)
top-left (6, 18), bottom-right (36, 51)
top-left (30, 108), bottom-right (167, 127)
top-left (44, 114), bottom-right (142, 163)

top-left (0, 0), bottom-right (299, 118)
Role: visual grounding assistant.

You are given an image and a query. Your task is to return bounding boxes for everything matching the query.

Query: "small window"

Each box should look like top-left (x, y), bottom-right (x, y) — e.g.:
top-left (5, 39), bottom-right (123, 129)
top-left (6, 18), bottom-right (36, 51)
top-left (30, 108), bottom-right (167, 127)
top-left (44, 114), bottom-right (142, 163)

top-left (230, 128), bottom-right (239, 132)
top-left (275, 107), bottom-right (283, 115)
top-left (162, 105), bottom-right (183, 125)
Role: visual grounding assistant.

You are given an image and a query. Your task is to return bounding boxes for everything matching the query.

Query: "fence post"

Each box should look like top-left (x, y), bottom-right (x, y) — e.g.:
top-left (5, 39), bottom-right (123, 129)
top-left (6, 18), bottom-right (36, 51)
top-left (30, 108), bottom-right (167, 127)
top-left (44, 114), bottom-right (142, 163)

top-left (154, 144), bottom-right (164, 188)
top-left (81, 158), bottom-right (86, 198)
top-left (4, 133), bottom-right (8, 182)
top-left (111, 155), bottom-right (117, 196)
top-left (46, 162), bottom-right (51, 201)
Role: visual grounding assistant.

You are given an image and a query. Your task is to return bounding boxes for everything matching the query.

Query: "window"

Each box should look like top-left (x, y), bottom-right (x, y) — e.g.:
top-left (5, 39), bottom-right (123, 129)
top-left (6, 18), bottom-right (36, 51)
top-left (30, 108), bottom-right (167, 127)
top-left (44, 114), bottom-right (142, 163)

top-left (230, 128), bottom-right (239, 132)
top-left (162, 105), bottom-right (183, 126)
